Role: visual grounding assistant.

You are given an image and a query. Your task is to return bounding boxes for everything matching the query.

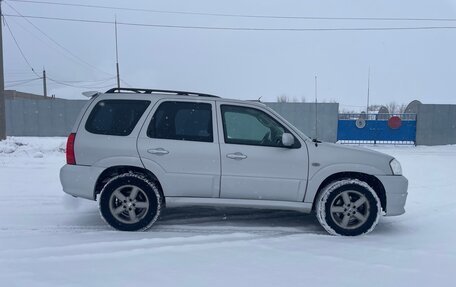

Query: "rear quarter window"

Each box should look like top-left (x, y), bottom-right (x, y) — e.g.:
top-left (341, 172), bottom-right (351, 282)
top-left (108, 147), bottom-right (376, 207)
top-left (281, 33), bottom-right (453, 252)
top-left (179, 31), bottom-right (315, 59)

top-left (85, 100), bottom-right (150, 136)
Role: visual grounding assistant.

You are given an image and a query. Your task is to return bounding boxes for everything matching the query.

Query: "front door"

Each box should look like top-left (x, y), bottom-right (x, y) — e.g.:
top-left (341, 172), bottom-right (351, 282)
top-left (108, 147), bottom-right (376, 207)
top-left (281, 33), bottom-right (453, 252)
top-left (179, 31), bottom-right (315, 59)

top-left (137, 99), bottom-right (220, 198)
top-left (217, 103), bottom-right (308, 202)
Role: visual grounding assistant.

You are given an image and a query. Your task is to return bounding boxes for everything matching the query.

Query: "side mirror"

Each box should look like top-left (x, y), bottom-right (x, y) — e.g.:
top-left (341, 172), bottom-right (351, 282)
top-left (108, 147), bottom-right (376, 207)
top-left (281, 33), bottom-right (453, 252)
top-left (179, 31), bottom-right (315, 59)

top-left (282, 133), bottom-right (295, 147)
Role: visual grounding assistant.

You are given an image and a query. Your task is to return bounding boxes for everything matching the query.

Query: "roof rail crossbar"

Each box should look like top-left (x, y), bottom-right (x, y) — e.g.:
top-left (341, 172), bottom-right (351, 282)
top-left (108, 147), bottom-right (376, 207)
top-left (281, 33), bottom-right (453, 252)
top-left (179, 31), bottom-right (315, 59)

top-left (105, 87), bottom-right (219, 98)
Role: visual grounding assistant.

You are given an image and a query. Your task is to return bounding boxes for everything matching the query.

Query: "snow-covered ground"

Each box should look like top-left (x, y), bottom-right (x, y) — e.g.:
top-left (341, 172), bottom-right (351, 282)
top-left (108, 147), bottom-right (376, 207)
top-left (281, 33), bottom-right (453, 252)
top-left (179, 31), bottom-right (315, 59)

top-left (0, 137), bottom-right (455, 287)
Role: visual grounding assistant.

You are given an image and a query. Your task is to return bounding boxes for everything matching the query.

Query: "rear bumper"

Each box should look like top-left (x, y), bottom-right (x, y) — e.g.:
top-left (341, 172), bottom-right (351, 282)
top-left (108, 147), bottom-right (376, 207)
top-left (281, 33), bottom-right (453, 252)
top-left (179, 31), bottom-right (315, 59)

top-left (60, 164), bottom-right (105, 200)
top-left (377, 175), bottom-right (408, 216)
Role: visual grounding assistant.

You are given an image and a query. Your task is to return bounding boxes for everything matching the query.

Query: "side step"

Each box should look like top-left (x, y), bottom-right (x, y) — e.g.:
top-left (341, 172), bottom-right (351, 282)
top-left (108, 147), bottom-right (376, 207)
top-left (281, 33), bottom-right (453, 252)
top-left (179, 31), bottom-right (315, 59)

top-left (165, 197), bottom-right (312, 213)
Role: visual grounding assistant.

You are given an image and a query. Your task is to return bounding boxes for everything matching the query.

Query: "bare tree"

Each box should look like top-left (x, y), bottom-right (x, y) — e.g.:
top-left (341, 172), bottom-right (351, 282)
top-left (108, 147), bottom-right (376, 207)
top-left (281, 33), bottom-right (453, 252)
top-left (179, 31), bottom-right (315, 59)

top-left (339, 108), bottom-right (356, 114)
top-left (276, 95), bottom-right (290, 102)
top-left (382, 102), bottom-right (410, 114)
top-left (276, 95), bottom-right (303, 103)
top-left (368, 104), bottom-right (382, 112)
top-left (322, 99), bottom-right (338, 103)
top-left (386, 102), bottom-right (399, 114)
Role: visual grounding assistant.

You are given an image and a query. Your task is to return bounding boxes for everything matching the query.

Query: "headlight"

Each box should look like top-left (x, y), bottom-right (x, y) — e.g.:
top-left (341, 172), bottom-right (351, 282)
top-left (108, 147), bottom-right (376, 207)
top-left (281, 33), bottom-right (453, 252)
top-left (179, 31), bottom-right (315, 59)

top-left (389, 158), bottom-right (402, 175)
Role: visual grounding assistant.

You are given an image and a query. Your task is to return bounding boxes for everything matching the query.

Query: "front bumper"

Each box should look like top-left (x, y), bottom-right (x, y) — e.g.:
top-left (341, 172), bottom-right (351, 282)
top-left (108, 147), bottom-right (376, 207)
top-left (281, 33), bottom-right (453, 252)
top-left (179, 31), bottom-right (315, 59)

top-left (376, 175), bottom-right (408, 216)
top-left (60, 164), bottom-right (105, 200)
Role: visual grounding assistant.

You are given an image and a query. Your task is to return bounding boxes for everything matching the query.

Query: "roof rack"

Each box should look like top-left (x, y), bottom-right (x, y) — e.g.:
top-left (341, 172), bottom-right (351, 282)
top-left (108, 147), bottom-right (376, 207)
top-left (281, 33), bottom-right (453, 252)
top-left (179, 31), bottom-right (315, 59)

top-left (105, 87), bottom-right (219, 98)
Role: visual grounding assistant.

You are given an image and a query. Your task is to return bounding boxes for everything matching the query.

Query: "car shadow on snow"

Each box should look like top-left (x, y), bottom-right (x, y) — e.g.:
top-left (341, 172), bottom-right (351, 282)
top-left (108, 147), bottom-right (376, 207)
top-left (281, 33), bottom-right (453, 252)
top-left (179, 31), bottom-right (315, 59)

top-left (63, 204), bottom-right (403, 236)
top-left (155, 206), bottom-right (326, 234)
top-left (63, 204), bottom-right (325, 234)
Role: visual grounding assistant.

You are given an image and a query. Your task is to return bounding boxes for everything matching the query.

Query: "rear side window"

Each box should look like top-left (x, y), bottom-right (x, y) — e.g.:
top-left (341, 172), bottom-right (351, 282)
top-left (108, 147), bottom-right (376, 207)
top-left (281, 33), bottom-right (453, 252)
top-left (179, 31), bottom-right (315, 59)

top-left (85, 100), bottom-right (150, 136)
top-left (147, 101), bottom-right (213, 142)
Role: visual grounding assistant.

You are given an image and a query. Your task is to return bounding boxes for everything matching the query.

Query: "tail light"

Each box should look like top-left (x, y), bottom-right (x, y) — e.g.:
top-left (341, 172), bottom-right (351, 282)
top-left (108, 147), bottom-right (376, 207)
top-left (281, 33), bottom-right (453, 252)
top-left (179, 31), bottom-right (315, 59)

top-left (66, 133), bottom-right (76, 165)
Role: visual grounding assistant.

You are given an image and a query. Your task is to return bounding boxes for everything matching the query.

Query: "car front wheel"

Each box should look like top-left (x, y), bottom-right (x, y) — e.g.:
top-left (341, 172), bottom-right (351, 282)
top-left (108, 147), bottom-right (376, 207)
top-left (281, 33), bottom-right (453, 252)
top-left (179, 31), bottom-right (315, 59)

top-left (315, 179), bottom-right (382, 236)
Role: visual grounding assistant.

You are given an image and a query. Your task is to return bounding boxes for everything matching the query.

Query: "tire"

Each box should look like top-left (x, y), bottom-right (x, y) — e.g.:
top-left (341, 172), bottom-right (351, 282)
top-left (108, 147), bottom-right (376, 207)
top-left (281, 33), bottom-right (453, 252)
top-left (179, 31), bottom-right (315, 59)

top-left (315, 179), bottom-right (381, 236)
top-left (99, 172), bottom-right (162, 231)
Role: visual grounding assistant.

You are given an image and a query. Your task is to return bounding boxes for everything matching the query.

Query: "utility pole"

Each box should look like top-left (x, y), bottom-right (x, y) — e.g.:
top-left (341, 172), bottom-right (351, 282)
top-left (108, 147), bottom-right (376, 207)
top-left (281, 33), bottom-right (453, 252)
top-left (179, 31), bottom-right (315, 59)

top-left (114, 16), bottom-right (120, 89)
top-left (42, 69), bottom-right (47, 98)
top-left (0, 0), bottom-right (7, 140)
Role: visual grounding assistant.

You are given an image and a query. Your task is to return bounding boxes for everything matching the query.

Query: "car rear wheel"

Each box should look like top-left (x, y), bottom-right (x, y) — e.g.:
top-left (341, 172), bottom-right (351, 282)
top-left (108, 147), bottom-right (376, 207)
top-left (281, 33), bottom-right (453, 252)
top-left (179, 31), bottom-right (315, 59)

top-left (315, 179), bottom-right (381, 236)
top-left (99, 173), bottom-right (162, 231)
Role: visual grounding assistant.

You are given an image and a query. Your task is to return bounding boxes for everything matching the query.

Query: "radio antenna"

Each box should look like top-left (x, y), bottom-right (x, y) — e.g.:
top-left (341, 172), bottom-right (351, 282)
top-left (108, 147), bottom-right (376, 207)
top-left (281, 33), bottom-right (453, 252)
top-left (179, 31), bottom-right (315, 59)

top-left (115, 15), bottom-right (120, 89)
top-left (314, 75), bottom-right (318, 141)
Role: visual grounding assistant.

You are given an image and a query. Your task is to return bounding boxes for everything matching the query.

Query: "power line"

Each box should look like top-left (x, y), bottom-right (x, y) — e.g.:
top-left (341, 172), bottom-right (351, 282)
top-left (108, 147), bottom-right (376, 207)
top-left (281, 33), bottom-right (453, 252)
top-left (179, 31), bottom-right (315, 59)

top-left (2, 15), bottom-right (40, 77)
top-left (7, 12), bottom-right (79, 60)
top-left (6, 13), bottom-right (129, 87)
top-left (4, 13), bottom-right (456, 31)
top-left (6, 2), bottom-right (132, 86)
top-left (5, 77), bottom-right (40, 83)
top-left (45, 76), bottom-right (116, 84)
top-left (47, 77), bottom-right (116, 89)
top-left (5, 73), bottom-right (116, 89)
top-left (6, 71), bottom-right (38, 75)
top-left (3, 12), bottom-right (118, 91)
top-left (5, 2), bottom-right (114, 76)
top-left (8, 0), bottom-right (456, 22)
top-left (5, 77), bottom-right (41, 88)
top-left (120, 79), bottom-right (132, 88)
top-left (5, 73), bottom-right (115, 88)
top-left (5, 68), bottom-right (32, 71)
top-left (46, 73), bottom-right (117, 88)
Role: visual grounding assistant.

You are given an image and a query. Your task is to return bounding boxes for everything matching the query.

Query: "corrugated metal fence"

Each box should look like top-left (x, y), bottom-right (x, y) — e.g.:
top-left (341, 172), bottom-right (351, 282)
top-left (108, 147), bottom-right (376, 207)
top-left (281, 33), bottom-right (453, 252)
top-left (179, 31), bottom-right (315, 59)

top-left (5, 99), bottom-right (87, 137)
top-left (5, 98), bottom-right (456, 146)
top-left (415, 104), bottom-right (456, 146)
top-left (5, 99), bottom-right (340, 142)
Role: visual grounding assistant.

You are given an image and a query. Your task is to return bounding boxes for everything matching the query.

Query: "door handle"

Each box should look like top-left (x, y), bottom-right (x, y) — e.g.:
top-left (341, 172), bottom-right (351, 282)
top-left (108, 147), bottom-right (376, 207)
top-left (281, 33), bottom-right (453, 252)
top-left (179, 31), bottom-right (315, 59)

top-left (226, 152), bottom-right (247, 160)
top-left (147, 148), bottom-right (169, 155)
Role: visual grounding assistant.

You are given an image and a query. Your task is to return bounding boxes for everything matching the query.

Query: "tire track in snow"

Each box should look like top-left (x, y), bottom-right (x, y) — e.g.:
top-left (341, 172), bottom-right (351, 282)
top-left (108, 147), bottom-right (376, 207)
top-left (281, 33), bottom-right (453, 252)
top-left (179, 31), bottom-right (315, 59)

top-left (0, 230), bottom-right (321, 263)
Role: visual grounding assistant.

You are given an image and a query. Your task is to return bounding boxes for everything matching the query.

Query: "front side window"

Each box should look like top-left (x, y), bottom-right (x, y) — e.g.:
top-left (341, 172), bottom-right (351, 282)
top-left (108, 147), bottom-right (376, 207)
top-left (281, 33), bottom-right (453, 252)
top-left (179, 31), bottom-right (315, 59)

top-left (147, 101), bottom-right (213, 142)
top-left (221, 105), bottom-right (294, 147)
top-left (85, 100), bottom-right (150, 136)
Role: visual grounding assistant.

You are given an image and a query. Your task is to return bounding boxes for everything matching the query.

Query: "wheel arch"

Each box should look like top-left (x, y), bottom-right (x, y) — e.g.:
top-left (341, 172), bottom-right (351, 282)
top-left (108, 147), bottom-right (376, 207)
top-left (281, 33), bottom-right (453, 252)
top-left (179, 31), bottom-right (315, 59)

top-left (311, 172), bottom-right (387, 213)
top-left (94, 165), bottom-right (165, 205)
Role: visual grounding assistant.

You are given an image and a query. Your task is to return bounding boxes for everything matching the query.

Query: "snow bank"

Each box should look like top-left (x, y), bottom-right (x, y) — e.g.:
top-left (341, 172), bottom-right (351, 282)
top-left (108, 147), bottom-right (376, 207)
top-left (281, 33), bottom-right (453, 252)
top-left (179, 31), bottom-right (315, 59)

top-left (0, 137), bottom-right (66, 157)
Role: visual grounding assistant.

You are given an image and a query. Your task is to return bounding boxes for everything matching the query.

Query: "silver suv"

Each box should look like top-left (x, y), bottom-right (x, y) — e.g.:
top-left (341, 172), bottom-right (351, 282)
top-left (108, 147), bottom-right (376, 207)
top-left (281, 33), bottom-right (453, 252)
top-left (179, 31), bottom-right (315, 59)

top-left (60, 88), bottom-right (408, 236)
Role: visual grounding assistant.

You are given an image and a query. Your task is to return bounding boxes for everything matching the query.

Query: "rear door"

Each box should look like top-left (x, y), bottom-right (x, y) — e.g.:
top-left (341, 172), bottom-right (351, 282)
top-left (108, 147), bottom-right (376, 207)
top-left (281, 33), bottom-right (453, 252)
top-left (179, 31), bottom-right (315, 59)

top-left (137, 99), bottom-right (220, 198)
top-left (217, 102), bottom-right (308, 202)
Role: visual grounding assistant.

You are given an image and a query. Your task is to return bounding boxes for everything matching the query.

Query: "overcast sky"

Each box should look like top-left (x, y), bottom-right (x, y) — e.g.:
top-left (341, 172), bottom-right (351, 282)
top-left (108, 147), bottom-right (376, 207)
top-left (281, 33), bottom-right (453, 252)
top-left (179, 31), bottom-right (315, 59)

top-left (3, 0), bottom-right (456, 109)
